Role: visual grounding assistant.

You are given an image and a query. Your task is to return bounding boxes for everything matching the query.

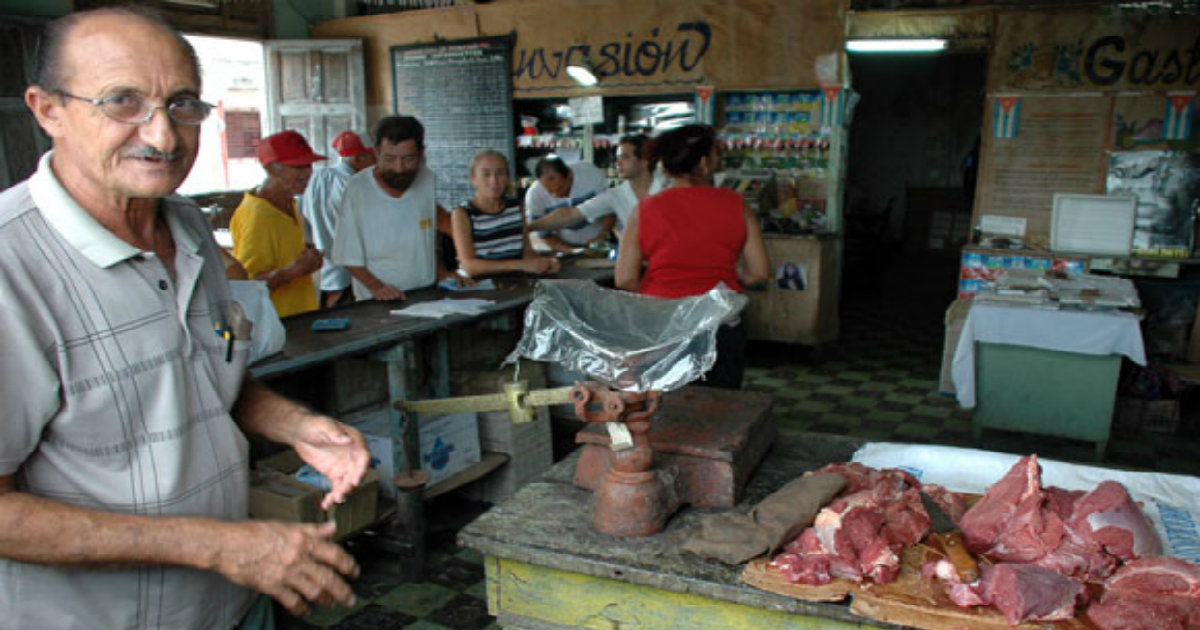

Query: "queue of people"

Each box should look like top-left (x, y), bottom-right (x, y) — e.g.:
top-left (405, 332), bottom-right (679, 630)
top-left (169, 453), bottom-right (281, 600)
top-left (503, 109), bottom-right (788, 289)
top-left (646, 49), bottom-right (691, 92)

top-left (0, 7), bottom-right (771, 628)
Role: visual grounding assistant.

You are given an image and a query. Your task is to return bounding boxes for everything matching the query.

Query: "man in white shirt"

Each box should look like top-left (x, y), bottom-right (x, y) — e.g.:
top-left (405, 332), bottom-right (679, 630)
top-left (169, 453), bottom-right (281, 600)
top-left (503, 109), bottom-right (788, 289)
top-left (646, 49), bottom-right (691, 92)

top-left (300, 130), bottom-right (376, 308)
top-left (524, 156), bottom-right (613, 253)
top-left (528, 134), bottom-right (666, 239)
top-left (332, 116), bottom-right (455, 301)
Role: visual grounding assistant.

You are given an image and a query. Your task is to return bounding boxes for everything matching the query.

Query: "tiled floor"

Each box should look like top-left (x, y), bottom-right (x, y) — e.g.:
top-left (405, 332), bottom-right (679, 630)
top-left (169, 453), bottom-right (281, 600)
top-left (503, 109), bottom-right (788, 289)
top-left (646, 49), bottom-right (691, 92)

top-left (278, 254), bottom-right (1200, 630)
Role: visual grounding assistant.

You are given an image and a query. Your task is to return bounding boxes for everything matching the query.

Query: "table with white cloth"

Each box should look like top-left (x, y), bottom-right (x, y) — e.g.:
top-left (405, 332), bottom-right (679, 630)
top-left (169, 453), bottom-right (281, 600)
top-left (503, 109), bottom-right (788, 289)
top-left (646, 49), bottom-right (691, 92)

top-left (951, 302), bottom-right (1146, 460)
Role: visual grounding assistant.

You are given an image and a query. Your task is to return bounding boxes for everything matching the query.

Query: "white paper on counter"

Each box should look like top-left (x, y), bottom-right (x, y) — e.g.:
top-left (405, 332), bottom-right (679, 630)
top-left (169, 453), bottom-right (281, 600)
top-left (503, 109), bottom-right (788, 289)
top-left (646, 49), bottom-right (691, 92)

top-left (851, 442), bottom-right (1200, 564)
top-left (390, 298), bottom-right (495, 319)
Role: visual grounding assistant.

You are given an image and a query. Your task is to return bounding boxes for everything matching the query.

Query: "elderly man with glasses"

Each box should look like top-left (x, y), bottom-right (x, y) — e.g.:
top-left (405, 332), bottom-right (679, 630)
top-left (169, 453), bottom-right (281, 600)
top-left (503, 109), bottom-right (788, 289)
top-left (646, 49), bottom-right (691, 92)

top-left (0, 7), bottom-right (370, 629)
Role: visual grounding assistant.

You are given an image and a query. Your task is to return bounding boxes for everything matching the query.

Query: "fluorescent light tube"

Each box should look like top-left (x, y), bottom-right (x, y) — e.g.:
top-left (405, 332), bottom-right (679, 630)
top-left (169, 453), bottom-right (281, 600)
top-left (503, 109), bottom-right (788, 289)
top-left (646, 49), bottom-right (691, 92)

top-left (566, 63), bottom-right (598, 86)
top-left (845, 39), bottom-right (947, 53)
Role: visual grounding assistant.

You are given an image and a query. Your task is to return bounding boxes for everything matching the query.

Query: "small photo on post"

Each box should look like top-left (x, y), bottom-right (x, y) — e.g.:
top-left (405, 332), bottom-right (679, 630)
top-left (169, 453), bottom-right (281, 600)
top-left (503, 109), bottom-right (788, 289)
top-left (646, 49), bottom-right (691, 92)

top-left (776, 261), bottom-right (807, 291)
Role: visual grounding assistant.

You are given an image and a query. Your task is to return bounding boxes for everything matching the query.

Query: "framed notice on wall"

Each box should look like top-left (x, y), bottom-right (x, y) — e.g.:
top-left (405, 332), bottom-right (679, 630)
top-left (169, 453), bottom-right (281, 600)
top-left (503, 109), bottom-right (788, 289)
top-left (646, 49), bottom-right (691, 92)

top-left (391, 36), bottom-right (516, 210)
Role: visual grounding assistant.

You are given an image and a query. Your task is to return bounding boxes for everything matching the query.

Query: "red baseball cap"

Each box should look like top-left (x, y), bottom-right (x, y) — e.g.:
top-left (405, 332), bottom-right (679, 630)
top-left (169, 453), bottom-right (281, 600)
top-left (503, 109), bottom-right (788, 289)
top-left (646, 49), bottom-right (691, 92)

top-left (256, 130), bottom-right (326, 167)
top-left (332, 131), bottom-right (374, 158)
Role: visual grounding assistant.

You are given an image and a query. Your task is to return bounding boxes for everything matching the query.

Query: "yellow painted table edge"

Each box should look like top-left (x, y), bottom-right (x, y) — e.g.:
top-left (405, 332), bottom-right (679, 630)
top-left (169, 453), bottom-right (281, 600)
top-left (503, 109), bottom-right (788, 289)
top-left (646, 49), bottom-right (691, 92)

top-left (484, 555), bottom-right (881, 630)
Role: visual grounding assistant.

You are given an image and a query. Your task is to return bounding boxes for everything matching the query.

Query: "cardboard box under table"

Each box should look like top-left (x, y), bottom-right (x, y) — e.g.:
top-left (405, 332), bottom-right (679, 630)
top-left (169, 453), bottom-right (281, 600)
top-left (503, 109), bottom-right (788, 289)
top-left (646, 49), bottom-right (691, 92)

top-left (250, 449), bottom-right (380, 541)
top-left (951, 302), bottom-right (1146, 460)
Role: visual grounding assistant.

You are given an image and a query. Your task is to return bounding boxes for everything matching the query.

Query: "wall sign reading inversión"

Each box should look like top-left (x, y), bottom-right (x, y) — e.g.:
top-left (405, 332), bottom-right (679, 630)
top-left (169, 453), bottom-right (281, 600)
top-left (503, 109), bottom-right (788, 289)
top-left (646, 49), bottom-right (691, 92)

top-left (391, 37), bottom-right (516, 211)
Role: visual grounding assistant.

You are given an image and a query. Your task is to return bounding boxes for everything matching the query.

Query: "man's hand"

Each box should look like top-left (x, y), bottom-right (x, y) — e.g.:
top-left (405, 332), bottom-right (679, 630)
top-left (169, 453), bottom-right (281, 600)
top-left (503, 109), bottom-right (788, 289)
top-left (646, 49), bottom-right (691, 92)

top-left (209, 520), bottom-right (358, 617)
top-left (292, 414), bottom-right (370, 510)
top-left (369, 284), bottom-right (406, 301)
top-left (294, 246), bottom-right (323, 276)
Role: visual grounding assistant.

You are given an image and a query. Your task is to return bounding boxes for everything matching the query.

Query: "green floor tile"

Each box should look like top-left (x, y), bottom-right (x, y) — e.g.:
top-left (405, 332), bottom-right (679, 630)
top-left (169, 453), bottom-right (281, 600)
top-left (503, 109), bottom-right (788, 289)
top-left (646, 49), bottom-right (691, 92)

top-left (834, 397), bottom-right (876, 409)
top-left (793, 373), bottom-right (834, 384)
top-left (302, 600), bottom-right (366, 628)
top-left (376, 583), bottom-right (458, 617)
top-left (893, 422), bottom-right (941, 439)
top-left (882, 393), bottom-right (924, 405)
top-left (814, 413), bottom-right (863, 429)
top-left (859, 382), bottom-right (898, 392)
top-left (774, 418), bottom-right (814, 432)
top-left (911, 404), bottom-right (954, 418)
top-left (772, 388), bottom-right (812, 401)
top-left (465, 581), bottom-right (487, 600)
top-left (748, 376), bottom-right (790, 389)
top-left (795, 400), bottom-right (836, 414)
top-left (456, 547), bottom-right (484, 564)
top-left (815, 384), bottom-right (856, 396)
top-left (404, 621), bottom-right (453, 630)
top-left (864, 410), bottom-right (907, 424)
top-left (834, 371), bottom-right (873, 381)
top-left (854, 427), bottom-right (895, 442)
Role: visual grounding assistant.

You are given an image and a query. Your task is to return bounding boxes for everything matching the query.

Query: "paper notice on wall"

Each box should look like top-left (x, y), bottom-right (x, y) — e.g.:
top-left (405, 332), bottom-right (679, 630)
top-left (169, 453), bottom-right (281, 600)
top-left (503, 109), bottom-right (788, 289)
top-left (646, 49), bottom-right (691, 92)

top-left (980, 214), bottom-right (1027, 237)
top-left (974, 95), bottom-right (1111, 247)
top-left (568, 96), bottom-right (603, 126)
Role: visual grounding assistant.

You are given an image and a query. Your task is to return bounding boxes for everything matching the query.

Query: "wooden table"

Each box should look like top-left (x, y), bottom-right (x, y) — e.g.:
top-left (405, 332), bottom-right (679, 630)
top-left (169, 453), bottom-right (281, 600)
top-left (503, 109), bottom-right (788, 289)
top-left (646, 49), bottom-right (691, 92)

top-left (458, 412), bottom-right (892, 630)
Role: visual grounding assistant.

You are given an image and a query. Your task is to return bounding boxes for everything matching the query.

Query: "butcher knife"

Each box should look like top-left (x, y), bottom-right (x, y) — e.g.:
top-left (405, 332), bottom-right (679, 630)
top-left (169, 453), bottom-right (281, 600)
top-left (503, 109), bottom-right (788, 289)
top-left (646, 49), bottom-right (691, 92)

top-left (918, 491), bottom-right (979, 583)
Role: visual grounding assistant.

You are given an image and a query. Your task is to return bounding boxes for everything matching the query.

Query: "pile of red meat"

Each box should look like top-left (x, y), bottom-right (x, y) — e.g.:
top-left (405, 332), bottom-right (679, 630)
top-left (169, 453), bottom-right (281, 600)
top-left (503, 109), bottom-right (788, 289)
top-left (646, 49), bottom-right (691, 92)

top-left (769, 456), bottom-right (1200, 629)
top-left (770, 462), bottom-right (965, 585)
top-left (937, 454), bottom-right (1198, 629)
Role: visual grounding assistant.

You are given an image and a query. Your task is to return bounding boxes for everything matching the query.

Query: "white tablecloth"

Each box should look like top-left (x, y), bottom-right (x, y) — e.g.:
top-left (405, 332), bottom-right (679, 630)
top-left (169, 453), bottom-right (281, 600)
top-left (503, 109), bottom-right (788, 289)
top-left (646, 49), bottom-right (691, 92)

top-left (951, 303), bottom-right (1146, 408)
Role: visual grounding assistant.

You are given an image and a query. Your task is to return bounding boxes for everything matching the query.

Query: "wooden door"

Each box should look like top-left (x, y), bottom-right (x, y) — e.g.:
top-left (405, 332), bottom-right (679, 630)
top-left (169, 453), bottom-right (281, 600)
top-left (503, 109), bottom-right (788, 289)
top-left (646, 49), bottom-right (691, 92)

top-left (0, 19), bottom-right (50, 190)
top-left (263, 39), bottom-right (367, 160)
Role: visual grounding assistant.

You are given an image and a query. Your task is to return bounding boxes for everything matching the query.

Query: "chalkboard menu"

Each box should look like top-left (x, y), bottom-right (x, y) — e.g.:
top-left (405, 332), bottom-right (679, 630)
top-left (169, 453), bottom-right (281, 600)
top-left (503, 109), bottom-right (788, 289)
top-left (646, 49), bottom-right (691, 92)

top-left (391, 37), bottom-right (516, 211)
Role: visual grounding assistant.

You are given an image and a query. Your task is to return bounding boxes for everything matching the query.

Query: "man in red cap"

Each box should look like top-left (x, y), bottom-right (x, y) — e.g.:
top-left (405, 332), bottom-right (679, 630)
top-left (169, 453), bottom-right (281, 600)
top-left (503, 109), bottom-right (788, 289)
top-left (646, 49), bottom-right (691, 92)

top-left (231, 129), bottom-right (325, 316)
top-left (300, 130), bottom-right (376, 308)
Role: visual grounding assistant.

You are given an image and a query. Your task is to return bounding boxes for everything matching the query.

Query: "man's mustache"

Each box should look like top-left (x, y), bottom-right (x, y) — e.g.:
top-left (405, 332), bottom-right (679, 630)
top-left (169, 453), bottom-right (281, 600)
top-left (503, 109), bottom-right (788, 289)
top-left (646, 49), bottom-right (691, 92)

top-left (125, 147), bottom-right (183, 161)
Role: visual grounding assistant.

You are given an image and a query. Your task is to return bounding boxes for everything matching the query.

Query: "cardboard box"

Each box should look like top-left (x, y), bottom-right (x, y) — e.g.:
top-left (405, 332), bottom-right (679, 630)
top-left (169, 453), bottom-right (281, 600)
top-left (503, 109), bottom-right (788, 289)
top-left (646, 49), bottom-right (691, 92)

top-left (250, 449), bottom-right (379, 540)
top-left (418, 411), bottom-right (481, 487)
top-left (465, 408), bottom-right (553, 503)
top-left (346, 408), bottom-right (481, 492)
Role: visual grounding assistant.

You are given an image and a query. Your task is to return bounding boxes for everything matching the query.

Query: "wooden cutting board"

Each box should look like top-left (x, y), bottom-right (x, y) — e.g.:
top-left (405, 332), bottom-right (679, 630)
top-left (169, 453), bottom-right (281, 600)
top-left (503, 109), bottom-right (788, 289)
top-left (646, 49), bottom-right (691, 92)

top-left (740, 557), bottom-right (858, 602)
top-left (851, 546), bottom-right (1098, 630)
top-left (744, 545), bottom-right (1099, 629)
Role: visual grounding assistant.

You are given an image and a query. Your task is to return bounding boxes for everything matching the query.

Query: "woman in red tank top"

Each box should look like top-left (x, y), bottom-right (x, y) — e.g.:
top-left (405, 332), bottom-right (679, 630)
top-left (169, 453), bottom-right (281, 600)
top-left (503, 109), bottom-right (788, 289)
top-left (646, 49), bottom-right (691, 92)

top-left (615, 124), bottom-right (770, 388)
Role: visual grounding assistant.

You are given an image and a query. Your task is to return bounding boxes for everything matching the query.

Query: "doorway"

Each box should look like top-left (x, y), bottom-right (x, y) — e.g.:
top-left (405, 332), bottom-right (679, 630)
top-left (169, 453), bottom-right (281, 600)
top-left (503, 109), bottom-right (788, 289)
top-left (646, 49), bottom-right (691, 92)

top-left (179, 34), bottom-right (267, 196)
top-left (843, 51), bottom-right (987, 304)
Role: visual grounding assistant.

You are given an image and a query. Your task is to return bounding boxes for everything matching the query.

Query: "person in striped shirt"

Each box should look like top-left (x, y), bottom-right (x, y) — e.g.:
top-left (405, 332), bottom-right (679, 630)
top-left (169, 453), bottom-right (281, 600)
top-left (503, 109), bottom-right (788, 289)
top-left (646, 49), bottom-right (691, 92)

top-left (450, 150), bottom-right (559, 279)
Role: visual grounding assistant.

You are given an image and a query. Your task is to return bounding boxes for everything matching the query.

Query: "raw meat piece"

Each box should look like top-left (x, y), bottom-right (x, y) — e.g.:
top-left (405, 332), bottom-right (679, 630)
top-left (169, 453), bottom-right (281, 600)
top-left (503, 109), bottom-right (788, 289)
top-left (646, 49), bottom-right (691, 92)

top-left (925, 558), bottom-right (990, 607)
top-left (1035, 526), bottom-right (1117, 581)
top-left (1087, 594), bottom-right (1198, 630)
top-left (1087, 557), bottom-right (1200, 630)
top-left (959, 456), bottom-right (1159, 574)
top-left (921, 483), bottom-right (968, 523)
top-left (1104, 557), bottom-right (1200, 598)
top-left (960, 455), bottom-right (1043, 554)
top-left (982, 563), bottom-right (1088, 626)
top-left (774, 463), bottom-right (933, 585)
top-left (1069, 481), bottom-right (1163, 561)
top-left (882, 487), bottom-right (932, 547)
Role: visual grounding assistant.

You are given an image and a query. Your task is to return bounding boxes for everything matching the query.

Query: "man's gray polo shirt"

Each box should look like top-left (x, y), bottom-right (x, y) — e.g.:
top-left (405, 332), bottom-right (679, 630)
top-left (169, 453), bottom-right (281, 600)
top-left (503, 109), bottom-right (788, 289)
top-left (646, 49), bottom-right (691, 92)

top-left (0, 153), bottom-right (253, 629)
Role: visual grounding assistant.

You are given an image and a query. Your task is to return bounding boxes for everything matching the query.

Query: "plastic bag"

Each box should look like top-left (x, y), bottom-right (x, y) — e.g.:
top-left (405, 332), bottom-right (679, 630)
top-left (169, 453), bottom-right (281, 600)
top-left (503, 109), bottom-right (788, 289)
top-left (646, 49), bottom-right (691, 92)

top-left (505, 279), bottom-right (747, 392)
top-left (228, 280), bottom-right (286, 363)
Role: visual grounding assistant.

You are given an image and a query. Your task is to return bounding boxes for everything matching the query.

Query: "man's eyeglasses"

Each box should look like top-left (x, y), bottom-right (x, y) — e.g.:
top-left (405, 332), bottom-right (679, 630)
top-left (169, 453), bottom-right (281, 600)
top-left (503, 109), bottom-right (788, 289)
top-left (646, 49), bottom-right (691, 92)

top-left (55, 90), bottom-right (214, 126)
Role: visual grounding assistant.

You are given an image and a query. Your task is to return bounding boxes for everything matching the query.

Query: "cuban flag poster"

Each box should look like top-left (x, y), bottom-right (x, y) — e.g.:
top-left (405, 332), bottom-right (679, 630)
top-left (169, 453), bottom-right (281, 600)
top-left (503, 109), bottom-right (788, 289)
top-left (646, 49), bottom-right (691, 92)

top-left (819, 86), bottom-right (844, 130)
top-left (993, 96), bottom-right (1021, 139)
top-left (1163, 92), bottom-right (1196, 141)
top-left (694, 86), bottom-right (715, 125)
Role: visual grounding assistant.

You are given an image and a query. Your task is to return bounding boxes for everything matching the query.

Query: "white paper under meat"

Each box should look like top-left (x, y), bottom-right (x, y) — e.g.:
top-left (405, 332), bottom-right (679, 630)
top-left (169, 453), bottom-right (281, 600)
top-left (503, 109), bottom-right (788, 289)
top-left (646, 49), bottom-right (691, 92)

top-left (851, 442), bottom-right (1200, 565)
